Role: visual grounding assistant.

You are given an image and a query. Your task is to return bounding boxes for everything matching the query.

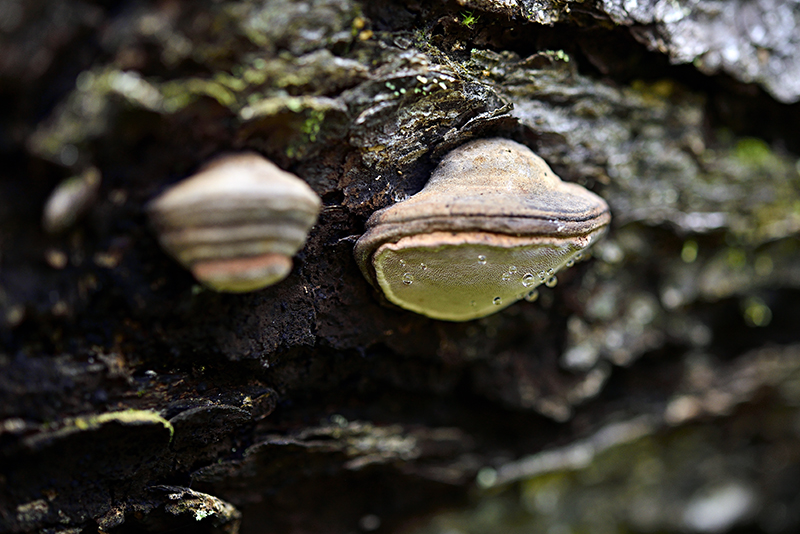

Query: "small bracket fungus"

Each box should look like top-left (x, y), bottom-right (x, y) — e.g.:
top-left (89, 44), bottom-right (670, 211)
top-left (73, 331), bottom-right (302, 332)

top-left (147, 153), bottom-right (321, 292)
top-left (354, 138), bottom-right (611, 321)
top-left (42, 167), bottom-right (101, 234)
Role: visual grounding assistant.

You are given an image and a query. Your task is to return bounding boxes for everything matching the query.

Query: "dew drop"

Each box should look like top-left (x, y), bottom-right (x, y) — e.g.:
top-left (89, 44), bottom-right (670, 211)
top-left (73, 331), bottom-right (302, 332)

top-left (501, 272), bottom-right (511, 282)
top-left (522, 273), bottom-right (535, 287)
top-left (402, 272), bottom-right (414, 285)
top-left (538, 271), bottom-right (547, 281)
top-left (420, 263), bottom-right (427, 271)
top-left (575, 252), bottom-right (583, 261)
top-left (545, 276), bottom-right (558, 288)
top-left (566, 259), bottom-right (575, 268)
top-left (399, 259), bottom-right (407, 267)
top-left (477, 255), bottom-right (487, 265)
top-left (547, 268), bottom-right (555, 276)
top-left (508, 265), bottom-right (518, 274)
top-left (524, 289), bottom-right (539, 302)
top-left (493, 296), bottom-right (503, 306)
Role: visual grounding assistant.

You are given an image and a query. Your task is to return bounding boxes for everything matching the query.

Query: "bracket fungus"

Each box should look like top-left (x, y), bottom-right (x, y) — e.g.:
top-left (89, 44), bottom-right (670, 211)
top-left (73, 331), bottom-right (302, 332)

top-left (148, 153), bottom-right (321, 292)
top-left (42, 167), bottom-right (101, 234)
top-left (354, 138), bottom-right (611, 321)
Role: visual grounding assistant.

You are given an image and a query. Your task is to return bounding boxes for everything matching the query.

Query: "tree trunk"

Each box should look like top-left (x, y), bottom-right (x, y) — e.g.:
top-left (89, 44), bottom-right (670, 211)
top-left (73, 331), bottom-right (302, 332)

top-left (2, 1), bottom-right (800, 533)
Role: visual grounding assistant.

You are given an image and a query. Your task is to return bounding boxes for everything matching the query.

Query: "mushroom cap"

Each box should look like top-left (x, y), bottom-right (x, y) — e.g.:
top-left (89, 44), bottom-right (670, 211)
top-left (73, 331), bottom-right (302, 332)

top-left (42, 167), bottom-right (101, 234)
top-left (148, 153), bottom-right (321, 229)
top-left (147, 153), bottom-right (321, 292)
top-left (354, 138), bottom-right (611, 321)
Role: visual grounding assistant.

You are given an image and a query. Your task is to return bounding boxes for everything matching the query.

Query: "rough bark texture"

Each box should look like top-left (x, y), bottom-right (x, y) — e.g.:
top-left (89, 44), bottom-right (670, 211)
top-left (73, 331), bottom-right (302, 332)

top-left (2, 1), bottom-right (800, 533)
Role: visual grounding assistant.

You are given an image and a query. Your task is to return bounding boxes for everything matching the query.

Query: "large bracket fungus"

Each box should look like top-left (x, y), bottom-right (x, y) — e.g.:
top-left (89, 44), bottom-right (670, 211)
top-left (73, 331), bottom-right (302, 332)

top-left (354, 138), bottom-right (611, 321)
top-left (148, 153), bottom-right (321, 293)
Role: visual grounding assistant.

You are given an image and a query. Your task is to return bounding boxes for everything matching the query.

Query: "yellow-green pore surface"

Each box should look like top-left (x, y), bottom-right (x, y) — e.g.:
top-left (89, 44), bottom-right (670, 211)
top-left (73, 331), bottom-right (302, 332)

top-left (373, 230), bottom-right (602, 321)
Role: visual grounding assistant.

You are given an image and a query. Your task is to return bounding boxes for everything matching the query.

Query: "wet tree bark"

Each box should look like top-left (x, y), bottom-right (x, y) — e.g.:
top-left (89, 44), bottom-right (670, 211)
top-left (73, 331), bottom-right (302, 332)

top-left (2, 1), bottom-right (800, 533)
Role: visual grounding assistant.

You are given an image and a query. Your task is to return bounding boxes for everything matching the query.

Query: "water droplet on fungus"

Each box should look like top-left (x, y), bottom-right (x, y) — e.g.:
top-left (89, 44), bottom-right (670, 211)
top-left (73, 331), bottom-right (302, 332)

top-left (524, 289), bottom-right (539, 302)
